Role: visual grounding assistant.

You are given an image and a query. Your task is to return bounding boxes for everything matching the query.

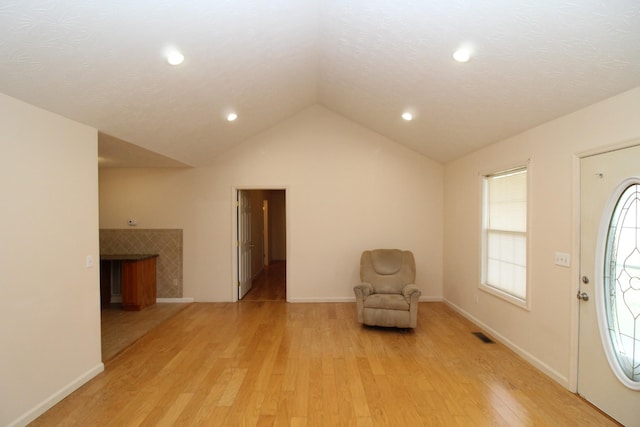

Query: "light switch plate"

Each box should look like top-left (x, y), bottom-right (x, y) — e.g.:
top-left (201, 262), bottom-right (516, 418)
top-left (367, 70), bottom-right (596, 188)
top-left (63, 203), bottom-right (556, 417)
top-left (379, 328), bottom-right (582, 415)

top-left (555, 252), bottom-right (570, 267)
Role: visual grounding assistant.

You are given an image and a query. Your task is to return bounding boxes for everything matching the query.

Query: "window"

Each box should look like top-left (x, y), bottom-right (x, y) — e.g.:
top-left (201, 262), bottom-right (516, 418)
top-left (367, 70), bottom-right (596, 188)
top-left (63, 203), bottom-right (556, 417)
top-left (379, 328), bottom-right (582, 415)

top-left (481, 166), bottom-right (528, 305)
top-left (602, 182), bottom-right (640, 386)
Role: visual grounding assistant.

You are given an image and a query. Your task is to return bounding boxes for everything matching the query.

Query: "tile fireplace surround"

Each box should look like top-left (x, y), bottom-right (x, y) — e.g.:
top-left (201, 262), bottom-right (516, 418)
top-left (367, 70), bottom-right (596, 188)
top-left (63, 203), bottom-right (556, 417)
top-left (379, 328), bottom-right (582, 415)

top-left (99, 229), bottom-right (183, 298)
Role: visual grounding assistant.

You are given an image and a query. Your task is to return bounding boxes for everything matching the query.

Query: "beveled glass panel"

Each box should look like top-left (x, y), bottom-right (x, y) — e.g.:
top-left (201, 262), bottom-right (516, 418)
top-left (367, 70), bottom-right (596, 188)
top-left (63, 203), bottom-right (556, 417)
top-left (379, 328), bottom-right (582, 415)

top-left (604, 184), bottom-right (640, 382)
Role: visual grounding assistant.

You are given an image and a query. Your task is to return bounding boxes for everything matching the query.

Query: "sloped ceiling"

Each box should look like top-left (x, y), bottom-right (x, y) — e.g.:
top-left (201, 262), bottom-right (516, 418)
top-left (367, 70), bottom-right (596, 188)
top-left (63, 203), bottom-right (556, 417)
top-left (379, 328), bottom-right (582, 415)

top-left (1, 1), bottom-right (639, 167)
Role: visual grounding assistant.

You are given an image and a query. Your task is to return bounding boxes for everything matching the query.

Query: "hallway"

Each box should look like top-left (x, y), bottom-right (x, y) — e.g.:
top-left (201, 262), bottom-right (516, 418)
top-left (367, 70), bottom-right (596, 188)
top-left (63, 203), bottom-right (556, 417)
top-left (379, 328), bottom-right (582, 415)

top-left (242, 261), bottom-right (286, 301)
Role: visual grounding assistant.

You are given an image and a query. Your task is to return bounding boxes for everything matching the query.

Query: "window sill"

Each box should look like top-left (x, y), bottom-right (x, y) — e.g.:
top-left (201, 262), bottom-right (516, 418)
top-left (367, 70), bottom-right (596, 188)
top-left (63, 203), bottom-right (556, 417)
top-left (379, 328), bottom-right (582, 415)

top-left (479, 283), bottom-right (530, 311)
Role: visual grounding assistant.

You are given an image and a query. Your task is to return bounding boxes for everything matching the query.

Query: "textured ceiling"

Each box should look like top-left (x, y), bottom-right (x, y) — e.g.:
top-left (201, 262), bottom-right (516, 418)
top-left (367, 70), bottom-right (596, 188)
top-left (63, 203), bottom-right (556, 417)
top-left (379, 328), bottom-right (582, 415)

top-left (1, 0), bottom-right (639, 167)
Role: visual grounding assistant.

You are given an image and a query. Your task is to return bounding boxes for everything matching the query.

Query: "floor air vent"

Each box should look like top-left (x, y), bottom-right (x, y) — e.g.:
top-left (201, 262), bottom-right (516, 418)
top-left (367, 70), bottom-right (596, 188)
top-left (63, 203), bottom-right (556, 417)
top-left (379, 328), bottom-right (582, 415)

top-left (472, 332), bottom-right (495, 343)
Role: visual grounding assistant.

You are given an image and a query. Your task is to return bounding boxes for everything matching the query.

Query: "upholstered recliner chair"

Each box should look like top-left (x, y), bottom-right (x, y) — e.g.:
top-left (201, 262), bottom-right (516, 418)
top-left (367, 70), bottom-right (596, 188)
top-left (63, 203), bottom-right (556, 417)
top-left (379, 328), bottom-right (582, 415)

top-left (354, 249), bottom-right (421, 328)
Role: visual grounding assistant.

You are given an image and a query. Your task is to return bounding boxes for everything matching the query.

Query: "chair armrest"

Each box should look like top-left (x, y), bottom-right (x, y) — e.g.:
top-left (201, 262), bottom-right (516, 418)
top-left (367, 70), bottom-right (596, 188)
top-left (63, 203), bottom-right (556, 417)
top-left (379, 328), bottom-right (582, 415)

top-left (402, 284), bottom-right (421, 302)
top-left (354, 282), bottom-right (374, 298)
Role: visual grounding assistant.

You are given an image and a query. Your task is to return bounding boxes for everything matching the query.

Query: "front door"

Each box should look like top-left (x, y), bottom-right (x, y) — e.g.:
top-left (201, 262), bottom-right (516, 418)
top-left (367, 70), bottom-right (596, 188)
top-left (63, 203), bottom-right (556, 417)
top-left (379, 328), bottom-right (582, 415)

top-left (579, 144), bottom-right (640, 426)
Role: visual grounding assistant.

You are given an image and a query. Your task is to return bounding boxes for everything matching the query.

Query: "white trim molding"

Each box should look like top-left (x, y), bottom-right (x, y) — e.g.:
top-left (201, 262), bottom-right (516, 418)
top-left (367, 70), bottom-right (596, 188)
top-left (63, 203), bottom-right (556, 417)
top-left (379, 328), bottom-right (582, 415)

top-left (8, 364), bottom-right (104, 427)
top-left (156, 297), bottom-right (194, 303)
top-left (444, 298), bottom-right (570, 389)
top-left (288, 297), bottom-right (355, 303)
top-left (287, 296), bottom-right (443, 303)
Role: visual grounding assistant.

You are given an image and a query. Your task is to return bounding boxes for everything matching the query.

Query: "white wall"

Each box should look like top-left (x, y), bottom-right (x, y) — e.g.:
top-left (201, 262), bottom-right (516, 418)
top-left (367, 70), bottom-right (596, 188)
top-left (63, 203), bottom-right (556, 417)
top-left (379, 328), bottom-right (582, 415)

top-left (99, 105), bottom-right (444, 302)
top-left (443, 87), bottom-right (640, 389)
top-left (0, 93), bottom-right (102, 426)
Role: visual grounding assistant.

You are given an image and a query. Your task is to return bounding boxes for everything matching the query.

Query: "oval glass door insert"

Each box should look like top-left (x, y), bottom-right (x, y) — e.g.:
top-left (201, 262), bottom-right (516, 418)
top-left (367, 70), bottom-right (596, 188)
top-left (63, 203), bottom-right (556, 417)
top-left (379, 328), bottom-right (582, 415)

top-left (603, 182), bottom-right (640, 387)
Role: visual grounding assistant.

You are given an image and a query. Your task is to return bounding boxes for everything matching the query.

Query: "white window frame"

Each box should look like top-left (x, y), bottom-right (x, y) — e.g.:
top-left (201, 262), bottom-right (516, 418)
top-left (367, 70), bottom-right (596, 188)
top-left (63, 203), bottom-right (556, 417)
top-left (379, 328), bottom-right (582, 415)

top-left (480, 164), bottom-right (531, 310)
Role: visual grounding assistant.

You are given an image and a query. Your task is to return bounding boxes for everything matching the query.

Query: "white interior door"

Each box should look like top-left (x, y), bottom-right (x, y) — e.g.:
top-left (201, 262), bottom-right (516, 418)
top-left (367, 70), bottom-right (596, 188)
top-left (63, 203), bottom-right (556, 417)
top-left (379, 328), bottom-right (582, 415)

top-left (238, 190), bottom-right (252, 300)
top-left (579, 144), bottom-right (640, 426)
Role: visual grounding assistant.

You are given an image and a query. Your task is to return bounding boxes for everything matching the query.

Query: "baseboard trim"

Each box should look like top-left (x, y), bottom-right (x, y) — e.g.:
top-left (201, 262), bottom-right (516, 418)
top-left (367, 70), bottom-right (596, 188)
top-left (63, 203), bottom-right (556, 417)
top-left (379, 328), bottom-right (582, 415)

top-left (287, 296), bottom-right (443, 303)
top-left (419, 296), bottom-right (443, 302)
top-left (288, 297), bottom-right (354, 303)
top-left (443, 298), bottom-right (570, 389)
top-left (156, 297), bottom-right (194, 303)
top-left (8, 363), bottom-right (104, 427)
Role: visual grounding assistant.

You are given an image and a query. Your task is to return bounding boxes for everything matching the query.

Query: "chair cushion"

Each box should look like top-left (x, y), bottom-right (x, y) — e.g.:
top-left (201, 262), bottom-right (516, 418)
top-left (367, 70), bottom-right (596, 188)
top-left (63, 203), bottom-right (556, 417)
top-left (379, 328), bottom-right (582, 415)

top-left (371, 249), bottom-right (404, 275)
top-left (361, 249), bottom-right (416, 294)
top-left (363, 294), bottom-right (410, 311)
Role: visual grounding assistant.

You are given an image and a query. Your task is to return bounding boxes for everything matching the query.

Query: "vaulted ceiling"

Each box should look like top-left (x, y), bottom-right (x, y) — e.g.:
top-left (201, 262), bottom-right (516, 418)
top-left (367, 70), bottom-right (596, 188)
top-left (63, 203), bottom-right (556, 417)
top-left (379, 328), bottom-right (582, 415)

top-left (1, 1), bottom-right (639, 167)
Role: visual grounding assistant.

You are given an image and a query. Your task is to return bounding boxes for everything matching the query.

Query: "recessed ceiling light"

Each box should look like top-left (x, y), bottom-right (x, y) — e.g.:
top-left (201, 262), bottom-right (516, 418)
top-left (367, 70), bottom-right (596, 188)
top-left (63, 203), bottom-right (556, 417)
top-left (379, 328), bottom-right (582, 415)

top-left (453, 47), bottom-right (471, 63)
top-left (227, 113), bottom-right (238, 122)
top-left (402, 112), bottom-right (413, 121)
top-left (167, 51), bottom-right (184, 65)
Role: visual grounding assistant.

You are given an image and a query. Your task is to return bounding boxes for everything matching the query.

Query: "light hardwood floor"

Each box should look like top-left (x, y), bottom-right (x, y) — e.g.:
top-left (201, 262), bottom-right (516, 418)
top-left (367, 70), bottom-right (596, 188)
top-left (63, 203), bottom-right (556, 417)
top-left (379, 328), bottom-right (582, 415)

top-left (242, 261), bottom-right (286, 302)
top-left (33, 302), bottom-right (618, 426)
top-left (101, 303), bottom-right (191, 361)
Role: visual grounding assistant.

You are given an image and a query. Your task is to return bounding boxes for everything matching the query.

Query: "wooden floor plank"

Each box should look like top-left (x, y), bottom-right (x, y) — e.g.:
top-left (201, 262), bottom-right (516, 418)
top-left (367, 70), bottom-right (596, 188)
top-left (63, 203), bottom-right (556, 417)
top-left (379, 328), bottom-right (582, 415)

top-left (31, 301), bottom-right (620, 426)
top-left (242, 261), bottom-right (287, 302)
top-left (101, 302), bottom-right (190, 361)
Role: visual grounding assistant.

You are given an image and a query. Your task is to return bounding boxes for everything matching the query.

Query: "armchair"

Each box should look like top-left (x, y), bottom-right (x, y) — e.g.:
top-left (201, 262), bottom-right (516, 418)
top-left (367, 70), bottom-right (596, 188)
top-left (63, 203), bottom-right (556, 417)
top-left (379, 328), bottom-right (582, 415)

top-left (354, 249), bottom-right (421, 328)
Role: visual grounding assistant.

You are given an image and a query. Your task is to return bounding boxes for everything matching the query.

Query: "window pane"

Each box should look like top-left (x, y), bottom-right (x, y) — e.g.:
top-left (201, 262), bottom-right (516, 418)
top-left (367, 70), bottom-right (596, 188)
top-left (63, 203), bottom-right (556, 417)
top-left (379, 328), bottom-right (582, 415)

top-left (483, 167), bottom-right (528, 303)
top-left (604, 183), bottom-right (640, 383)
top-left (486, 231), bottom-right (527, 297)
top-left (514, 265), bottom-right (526, 299)
top-left (488, 170), bottom-right (527, 232)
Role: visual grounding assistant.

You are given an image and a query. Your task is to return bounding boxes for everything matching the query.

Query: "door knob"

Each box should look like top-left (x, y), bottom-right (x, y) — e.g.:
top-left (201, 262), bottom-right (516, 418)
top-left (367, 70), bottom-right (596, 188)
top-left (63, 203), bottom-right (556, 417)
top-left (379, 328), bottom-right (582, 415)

top-left (576, 291), bottom-right (589, 301)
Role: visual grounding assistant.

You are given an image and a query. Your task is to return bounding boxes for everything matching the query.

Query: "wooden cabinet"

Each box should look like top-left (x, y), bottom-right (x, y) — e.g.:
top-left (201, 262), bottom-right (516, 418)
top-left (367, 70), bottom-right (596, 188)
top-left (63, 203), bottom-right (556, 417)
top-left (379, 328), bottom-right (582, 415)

top-left (100, 254), bottom-right (158, 311)
top-left (121, 256), bottom-right (157, 310)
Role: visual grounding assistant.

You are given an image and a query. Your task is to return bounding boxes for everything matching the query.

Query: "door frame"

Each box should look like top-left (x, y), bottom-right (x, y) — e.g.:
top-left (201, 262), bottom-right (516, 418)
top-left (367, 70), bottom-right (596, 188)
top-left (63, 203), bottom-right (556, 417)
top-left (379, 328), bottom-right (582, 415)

top-left (570, 137), bottom-right (640, 393)
top-left (230, 186), bottom-right (289, 302)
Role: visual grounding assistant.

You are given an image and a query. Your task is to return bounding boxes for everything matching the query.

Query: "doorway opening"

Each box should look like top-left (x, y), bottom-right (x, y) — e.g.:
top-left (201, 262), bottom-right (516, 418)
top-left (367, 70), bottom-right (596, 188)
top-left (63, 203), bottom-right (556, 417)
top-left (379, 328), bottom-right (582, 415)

top-left (236, 189), bottom-right (287, 301)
